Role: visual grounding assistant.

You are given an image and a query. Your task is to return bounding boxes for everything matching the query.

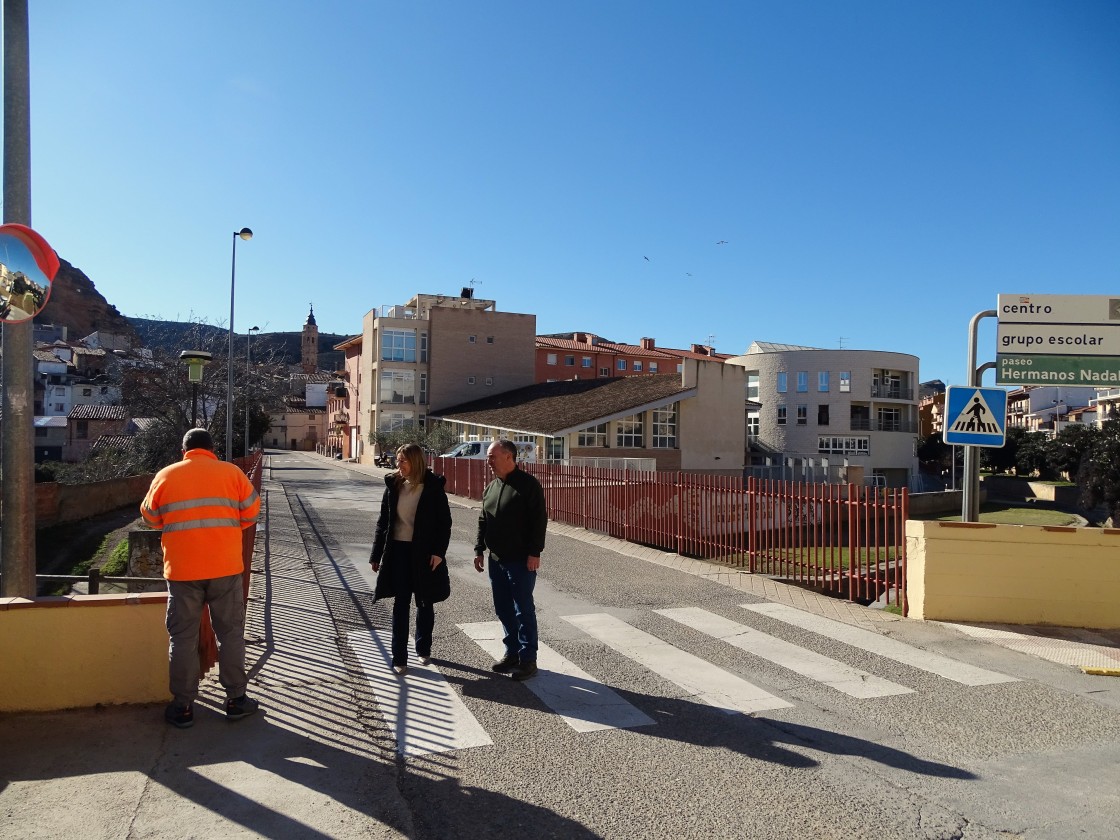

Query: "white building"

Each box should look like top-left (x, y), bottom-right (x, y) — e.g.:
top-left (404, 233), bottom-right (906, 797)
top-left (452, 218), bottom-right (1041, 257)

top-left (726, 342), bottom-right (920, 487)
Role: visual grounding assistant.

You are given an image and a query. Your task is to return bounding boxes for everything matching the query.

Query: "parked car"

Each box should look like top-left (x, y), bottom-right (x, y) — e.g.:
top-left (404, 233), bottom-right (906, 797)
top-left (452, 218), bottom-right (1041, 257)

top-left (443, 440), bottom-right (536, 462)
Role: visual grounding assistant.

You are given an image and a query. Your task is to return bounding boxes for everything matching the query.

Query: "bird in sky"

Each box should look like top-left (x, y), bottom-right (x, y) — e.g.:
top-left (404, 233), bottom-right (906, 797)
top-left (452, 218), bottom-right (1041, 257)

top-left (716, 240), bottom-right (728, 245)
top-left (685, 272), bottom-right (693, 277)
top-left (643, 256), bottom-right (650, 261)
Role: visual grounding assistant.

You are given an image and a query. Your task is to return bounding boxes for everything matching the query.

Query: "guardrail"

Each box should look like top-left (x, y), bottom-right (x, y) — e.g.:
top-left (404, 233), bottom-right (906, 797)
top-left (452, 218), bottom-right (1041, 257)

top-left (433, 457), bottom-right (908, 611)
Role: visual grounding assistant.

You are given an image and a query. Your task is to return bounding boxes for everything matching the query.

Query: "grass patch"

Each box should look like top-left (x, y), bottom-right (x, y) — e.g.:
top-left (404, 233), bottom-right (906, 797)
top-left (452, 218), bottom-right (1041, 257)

top-left (100, 539), bottom-right (130, 576)
top-left (931, 503), bottom-right (1078, 526)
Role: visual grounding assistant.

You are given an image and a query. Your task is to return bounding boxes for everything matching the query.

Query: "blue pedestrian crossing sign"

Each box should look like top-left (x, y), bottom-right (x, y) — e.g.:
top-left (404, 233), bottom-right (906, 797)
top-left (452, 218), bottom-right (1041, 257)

top-left (944, 386), bottom-right (1007, 448)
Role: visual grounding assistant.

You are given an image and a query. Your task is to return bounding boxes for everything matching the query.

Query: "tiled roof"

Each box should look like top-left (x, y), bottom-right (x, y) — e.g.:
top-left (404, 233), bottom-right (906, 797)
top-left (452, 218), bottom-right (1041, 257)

top-left (68, 404), bottom-right (128, 421)
top-left (747, 341), bottom-right (826, 353)
top-left (431, 374), bottom-right (694, 436)
top-left (90, 434), bottom-right (138, 453)
top-left (654, 346), bottom-right (734, 362)
top-left (34, 416), bottom-right (68, 428)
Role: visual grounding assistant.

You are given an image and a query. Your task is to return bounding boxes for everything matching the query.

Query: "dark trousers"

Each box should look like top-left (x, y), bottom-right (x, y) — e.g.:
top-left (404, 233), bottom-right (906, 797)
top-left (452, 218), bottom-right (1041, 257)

top-left (391, 541), bottom-right (434, 666)
top-left (166, 573), bottom-right (247, 706)
top-left (488, 555), bottom-right (537, 663)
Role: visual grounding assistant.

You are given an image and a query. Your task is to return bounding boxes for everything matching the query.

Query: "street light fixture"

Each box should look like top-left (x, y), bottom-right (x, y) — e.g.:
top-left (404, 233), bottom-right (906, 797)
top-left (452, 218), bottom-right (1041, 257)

top-left (226, 227), bottom-right (253, 460)
top-left (179, 350), bottom-right (213, 427)
top-left (245, 326), bottom-right (260, 456)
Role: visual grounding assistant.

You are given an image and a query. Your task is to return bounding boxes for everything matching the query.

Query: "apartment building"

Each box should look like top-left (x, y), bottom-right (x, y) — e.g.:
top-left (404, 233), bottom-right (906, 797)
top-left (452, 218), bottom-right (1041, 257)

top-left (326, 334), bottom-right (362, 460)
top-left (726, 342), bottom-right (920, 487)
top-left (355, 290), bottom-right (536, 462)
top-left (535, 333), bottom-right (729, 382)
top-left (1006, 385), bottom-right (1100, 435)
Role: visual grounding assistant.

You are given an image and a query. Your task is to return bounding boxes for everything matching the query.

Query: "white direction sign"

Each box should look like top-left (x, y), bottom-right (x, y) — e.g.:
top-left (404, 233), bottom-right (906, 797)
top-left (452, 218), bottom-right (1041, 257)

top-left (944, 386), bottom-right (1007, 448)
top-left (998, 294), bottom-right (1120, 325)
top-left (996, 293), bottom-right (1120, 386)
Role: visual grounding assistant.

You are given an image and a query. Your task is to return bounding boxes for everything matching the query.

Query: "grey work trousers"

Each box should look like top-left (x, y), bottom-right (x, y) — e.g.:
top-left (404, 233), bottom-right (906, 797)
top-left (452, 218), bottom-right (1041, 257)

top-left (166, 573), bottom-right (247, 706)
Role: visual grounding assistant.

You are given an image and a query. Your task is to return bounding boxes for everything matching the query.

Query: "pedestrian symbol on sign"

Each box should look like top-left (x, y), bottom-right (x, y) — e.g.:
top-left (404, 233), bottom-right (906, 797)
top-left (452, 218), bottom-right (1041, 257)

top-left (944, 386), bottom-right (1008, 448)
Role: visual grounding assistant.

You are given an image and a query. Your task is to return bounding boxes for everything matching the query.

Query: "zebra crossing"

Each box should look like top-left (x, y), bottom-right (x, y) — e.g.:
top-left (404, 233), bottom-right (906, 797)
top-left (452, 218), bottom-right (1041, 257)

top-left (349, 604), bottom-right (1018, 757)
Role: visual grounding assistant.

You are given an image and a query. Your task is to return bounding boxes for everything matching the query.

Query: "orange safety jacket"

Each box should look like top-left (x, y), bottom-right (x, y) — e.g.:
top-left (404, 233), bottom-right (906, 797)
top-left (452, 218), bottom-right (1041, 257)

top-left (140, 449), bottom-right (261, 581)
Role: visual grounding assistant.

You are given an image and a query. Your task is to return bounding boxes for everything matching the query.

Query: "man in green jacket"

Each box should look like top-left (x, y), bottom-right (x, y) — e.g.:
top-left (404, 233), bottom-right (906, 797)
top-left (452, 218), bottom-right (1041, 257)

top-left (474, 439), bottom-right (547, 681)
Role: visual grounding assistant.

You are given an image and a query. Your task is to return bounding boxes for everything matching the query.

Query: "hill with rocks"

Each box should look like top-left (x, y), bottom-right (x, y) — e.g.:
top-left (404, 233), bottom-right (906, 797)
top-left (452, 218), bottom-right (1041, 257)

top-left (38, 258), bottom-right (137, 343)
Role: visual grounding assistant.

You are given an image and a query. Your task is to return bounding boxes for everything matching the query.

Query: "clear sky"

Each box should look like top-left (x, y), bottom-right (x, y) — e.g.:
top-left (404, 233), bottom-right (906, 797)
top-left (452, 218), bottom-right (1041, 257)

top-left (18, 1), bottom-right (1120, 386)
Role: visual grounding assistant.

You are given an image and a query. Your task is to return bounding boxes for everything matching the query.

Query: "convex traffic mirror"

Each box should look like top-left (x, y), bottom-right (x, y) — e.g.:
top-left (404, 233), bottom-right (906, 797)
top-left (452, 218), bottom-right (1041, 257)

top-left (0, 224), bottom-right (59, 324)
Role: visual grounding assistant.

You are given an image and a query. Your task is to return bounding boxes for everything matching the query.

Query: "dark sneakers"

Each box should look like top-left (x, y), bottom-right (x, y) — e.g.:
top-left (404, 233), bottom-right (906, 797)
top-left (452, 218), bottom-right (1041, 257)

top-left (226, 695), bottom-right (260, 721)
top-left (511, 661), bottom-right (538, 681)
top-left (491, 653), bottom-right (519, 674)
top-left (165, 702), bottom-right (194, 729)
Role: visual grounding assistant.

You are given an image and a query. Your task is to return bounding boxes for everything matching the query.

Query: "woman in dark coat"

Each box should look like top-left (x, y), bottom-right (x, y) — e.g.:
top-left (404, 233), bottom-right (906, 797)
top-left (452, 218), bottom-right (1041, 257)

top-left (370, 443), bottom-right (453, 674)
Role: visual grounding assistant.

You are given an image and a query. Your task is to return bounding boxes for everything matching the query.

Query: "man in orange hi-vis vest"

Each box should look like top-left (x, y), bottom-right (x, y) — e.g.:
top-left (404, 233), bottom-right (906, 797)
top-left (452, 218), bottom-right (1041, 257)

top-left (141, 428), bottom-right (261, 729)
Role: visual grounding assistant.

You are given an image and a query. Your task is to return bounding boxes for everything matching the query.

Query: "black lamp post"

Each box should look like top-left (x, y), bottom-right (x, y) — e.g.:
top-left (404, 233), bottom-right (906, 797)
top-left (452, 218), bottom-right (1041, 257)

top-left (226, 227), bottom-right (253, 460)
top-left (245, 325), bottom-right (259, 456)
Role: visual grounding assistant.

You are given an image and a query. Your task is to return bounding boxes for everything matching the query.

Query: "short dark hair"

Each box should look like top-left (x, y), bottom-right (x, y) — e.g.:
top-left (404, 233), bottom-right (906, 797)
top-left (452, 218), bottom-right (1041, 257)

top-left (182, 428), bottom-right (215, 452)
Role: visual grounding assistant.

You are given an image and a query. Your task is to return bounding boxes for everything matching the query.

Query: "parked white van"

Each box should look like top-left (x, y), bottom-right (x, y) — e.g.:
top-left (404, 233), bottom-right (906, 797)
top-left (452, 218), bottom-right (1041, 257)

top-left (443, 440), bottom-right (536, 462)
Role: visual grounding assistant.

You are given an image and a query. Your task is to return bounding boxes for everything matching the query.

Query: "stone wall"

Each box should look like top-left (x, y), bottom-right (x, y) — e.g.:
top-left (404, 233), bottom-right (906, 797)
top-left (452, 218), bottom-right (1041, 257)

top-left (34, 473), bottom-right (155, 528)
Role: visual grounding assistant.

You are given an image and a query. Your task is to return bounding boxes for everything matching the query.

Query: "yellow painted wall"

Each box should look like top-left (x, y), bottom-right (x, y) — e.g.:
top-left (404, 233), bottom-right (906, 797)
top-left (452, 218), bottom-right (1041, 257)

top-left (0, 594), bottom-right (169, 712)
top-left (906, 521), bottom-right (1120, 629)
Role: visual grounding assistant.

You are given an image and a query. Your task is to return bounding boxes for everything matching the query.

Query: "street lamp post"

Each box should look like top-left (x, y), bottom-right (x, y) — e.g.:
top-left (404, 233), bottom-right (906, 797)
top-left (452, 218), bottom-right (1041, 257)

top-left (180, 350), bottom-right (212, 427)
top-left (226, 227), bottom-right (252, 460)
top-left (245, 325), bottom-right (259, 456)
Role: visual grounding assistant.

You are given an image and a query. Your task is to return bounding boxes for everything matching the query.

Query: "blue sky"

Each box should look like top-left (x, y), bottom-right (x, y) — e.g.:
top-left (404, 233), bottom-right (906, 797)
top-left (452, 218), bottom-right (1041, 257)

top-left (20, 1), bottom-right (1120, 386)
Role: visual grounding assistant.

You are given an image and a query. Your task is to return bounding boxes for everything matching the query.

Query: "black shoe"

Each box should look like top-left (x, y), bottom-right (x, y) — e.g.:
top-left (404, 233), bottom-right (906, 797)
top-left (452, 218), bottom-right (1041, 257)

top-left (226, 695), bottom-right (259, 720)
top-left (491, 653), bottom-right (519, 674)
top-left (165, 702), bottom-right (194, 729)
top-left (511, 661), bottom-right (538, 681)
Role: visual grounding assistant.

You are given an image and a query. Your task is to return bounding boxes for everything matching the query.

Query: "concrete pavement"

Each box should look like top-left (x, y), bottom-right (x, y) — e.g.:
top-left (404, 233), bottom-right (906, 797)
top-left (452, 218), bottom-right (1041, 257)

top-left (2, 452), bottom-right (1118, 839)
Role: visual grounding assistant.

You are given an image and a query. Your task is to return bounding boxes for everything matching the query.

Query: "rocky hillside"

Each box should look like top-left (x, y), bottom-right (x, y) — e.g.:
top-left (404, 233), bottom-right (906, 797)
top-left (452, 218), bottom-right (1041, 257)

top-left (38, 258), bottom-right (137, 343)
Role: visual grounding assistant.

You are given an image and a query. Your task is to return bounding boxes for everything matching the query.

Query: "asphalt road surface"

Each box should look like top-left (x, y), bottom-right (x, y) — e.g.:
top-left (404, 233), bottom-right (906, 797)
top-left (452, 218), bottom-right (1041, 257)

top-left (267, 450), bottom-right (1120, 840)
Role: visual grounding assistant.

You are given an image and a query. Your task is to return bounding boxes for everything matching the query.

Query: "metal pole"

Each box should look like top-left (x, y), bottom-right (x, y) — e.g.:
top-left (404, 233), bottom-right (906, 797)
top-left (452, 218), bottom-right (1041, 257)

top-left (961, 309), bottom-right (997, 522)
top-left (244, 328), bottom-right (253, 456)
top-left (225, 233), bottom-right (237, 461)
top-left (1, 0), bottom-right (35, 598)
top-left (192, 382), bottom-right (198, 427)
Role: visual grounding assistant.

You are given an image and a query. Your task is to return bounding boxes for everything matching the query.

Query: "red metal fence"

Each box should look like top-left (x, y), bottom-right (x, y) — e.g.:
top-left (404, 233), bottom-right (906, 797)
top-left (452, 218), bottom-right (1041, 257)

top-left (435, 457), bottom-right (908, 613)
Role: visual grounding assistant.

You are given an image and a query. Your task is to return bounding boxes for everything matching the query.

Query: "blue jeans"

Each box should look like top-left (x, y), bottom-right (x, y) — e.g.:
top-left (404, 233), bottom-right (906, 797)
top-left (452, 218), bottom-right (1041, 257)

top-left (391, 541), bottom-right (434, 666)
top-left (488, 556), bottom-right (537, 663)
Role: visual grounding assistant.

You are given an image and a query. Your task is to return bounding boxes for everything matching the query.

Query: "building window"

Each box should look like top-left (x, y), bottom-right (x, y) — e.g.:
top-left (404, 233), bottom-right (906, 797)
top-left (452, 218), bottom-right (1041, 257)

top-left (81, 388), bottom-right (92, 397)
top-left (419, 373), bottom-right (428, 405)
top-left (485, 377), bottom-right (494, 386)
top-left (676, 363), bottom-right (683, 373)
top-left (487, 336), bottom-right (494, 344)
top-left (634, 361), bottom-right (643, 372)
top-left (577, 423), bottom-right (607, 447)
top-left (878, 407), bottom-right (902, 432)
top-left (582, 357), bottom-right (592, 368)
top-left (817, 405), bottom-right (830, 425)
top-left (777, 405), bottom-right (787, 425)
top-left (469, 335), bottom-right (476, 343)
top-left (76, 420), bottom-right (88, 439)
top-left (617, 359), bottom-right (627, 371)
top-left (747, 410), bottom-right (760, 437)
top-left (616, 415), bottom-right (644, 447)
top-left (818, 436), bottom-right (870, 455)
top-left (797, 371), bottom-right (808, 393)
top-left (547, 353), bottom-right (557, 365)
top-left (649, 362), bottom-right (658, 373)
top-left (840, 372), bottom-right (851, 392)
top-left (379, 370), bottom-right (415, 403)
top-left (420, 331), bottom-right (428, 362)
top-left (599, 367), bottom-right (610, 377)
top-left (818, 371), bottom-right (829, 392)
top-left (747, 373), bottom-right (759, 400)
top-left (797, 405), bottom-right (808, 425)
top-left (652, 403), bottom-right (678, 448)
top-left (565, 355), bottom-right (575, 366)
top-left (381, 329), bottom-right (416, 362)
top-left (777, 372), bottom-right (788, 393)
top-left (379, 412), bottom-right (412, 431)
top-left (467, 376), bottom-right (476, 385)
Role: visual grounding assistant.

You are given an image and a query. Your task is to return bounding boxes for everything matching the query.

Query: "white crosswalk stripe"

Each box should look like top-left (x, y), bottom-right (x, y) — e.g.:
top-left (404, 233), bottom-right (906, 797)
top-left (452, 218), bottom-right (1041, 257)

top-left (562, 612), bottom-right (793, 715)
top-left (347, 629), bottom-right (493, 757)
top-left (458, 621), bottom-right (656, 732)
top-left (743, 603), bottom-right (1019, 686)
top-left (656, 607), bottom-right (914, 699)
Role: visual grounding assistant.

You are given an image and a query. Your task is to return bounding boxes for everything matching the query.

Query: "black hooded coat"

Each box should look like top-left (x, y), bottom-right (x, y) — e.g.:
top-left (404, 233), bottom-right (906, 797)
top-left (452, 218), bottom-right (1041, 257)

top-left (370, 469), bottom-right (452, 605)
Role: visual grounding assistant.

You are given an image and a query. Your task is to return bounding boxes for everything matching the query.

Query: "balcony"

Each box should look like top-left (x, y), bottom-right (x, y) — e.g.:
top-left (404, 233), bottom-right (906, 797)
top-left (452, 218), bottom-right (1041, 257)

top-left (849, 418), bottom-right (917, 433)
top-left (870, 385), bottom-right (913, 400)
top-left (332, 411), bottom-right (349, 424)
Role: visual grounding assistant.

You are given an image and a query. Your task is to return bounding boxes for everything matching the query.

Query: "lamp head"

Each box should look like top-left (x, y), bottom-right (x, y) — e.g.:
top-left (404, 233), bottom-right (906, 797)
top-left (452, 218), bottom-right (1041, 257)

top-left (236, 228), bottom-right (253, 241)
top-left (249, 325), bottom-right (260, 334)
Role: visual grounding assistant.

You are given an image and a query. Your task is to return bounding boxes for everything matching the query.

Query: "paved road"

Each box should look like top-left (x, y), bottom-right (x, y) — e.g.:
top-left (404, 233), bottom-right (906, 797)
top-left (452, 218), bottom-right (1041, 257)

top-left (267, 450), bottom-right (1120, 840)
